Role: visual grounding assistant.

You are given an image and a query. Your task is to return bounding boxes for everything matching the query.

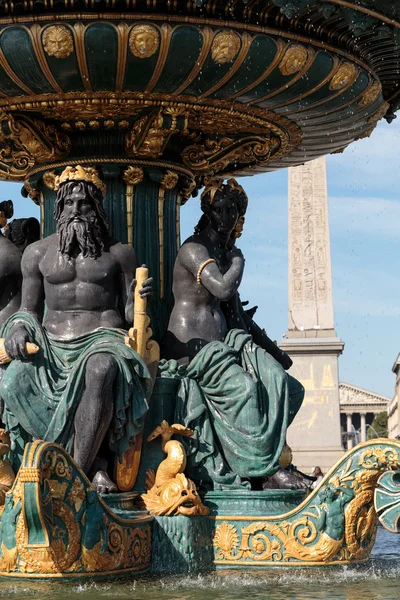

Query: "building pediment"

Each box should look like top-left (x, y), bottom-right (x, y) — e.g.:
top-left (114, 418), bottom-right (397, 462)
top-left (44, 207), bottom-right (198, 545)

top-left (339, 382), bottom-right (390, 409)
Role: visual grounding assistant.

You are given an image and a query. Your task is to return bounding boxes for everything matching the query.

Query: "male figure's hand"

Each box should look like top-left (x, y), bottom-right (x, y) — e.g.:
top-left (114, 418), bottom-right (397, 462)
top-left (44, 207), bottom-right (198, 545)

top-left (138, 277), bottom-right (153, 299)
top-left (129, 275), bottom-right (153, 301)
top-left (4, 325), bottom-right (34, 360)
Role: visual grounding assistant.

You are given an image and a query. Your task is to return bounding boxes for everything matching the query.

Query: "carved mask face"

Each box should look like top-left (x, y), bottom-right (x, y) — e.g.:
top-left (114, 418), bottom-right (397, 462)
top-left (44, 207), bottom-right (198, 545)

top-left (207, 193), bottom-right (239, 238)
top-left (144, 473), bottom-right (209, 516)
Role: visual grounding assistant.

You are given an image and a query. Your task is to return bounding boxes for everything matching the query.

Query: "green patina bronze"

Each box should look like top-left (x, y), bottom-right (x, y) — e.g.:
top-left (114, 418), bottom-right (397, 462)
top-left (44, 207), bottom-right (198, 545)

top-left (160, 329), bottom-right (304, 489)
top-left (0, 313), bottom-right (151, 467)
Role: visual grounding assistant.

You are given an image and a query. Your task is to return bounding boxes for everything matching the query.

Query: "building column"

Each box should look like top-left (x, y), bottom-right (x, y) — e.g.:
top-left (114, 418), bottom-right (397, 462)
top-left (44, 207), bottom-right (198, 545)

top-left (346, 413), bottom-right (353, 450)
top-left (360, 413), bottom-right (367, 443)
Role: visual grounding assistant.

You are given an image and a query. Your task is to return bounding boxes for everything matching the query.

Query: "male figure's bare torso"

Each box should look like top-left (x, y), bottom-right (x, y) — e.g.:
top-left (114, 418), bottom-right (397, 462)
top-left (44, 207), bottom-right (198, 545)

top-left (21, 233), bottom-right (136, 339)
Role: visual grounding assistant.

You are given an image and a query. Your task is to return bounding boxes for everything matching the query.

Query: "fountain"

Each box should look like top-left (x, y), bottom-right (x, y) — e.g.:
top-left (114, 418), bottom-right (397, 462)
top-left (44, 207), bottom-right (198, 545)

top-left (0, 0), bottom-right (398, 580)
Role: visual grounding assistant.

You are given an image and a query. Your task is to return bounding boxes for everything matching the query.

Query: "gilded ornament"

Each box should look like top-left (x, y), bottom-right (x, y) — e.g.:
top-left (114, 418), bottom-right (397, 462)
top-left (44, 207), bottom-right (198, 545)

top-left (329, 63), bottom-right (358, 91)
top-left (161, 170), bottom-right (179, 190)
top-left (42, 25), bottom-right (74, 59)
top-left (0, 113), bottom-right (70, 181)
top-left (368, 101), bottom-right (390, 124)
top-left (129, 25), bottom-right (159, 59)
top-left (142, 420), bottom-right (210, 516)
top-left (279, 44), bottom-right (308, 76)
top-left (211, 31), bottom-right (241, 64)
top-left (89, 120), bottom-right (100, 128)
top-left (183, 134), bottom-right (275, 173)
top-left (42, 170), bottom-right (56, 190)
top-left (359, 81), bottom-right (382, 108)
top-left (54, 165), bottom-right (106, 197)
top-left (0, 430), bottom-right (14, 505)
top-left (104, 119), bottom-right (115, 129)
top-left (123, 165), bottom-right (144, 186)
top-left (118, 120), bottom-right (130, 128)
top-left (23, 180), bottom-right (41, 203)
top-left (1, 440), bottom-right (153, 577)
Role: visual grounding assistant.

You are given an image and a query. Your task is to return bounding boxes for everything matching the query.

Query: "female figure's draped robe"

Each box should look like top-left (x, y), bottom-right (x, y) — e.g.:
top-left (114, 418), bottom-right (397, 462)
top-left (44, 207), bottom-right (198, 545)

top-left (161, 329), bottom-right (304, 489)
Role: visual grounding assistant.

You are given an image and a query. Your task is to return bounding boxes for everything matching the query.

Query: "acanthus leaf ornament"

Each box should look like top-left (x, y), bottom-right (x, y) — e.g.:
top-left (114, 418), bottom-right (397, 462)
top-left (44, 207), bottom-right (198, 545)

top-left (182, 134), bottom-right (276, 174)
top-left (0, 113), bottom-right (71, 181)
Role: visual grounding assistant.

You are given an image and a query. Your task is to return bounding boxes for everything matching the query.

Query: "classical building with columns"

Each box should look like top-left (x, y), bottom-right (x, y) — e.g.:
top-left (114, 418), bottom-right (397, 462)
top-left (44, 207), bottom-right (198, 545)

top-left (388, 354), bottom-right (400, 439)
top-left (339, 382), bottom-right (390, 449)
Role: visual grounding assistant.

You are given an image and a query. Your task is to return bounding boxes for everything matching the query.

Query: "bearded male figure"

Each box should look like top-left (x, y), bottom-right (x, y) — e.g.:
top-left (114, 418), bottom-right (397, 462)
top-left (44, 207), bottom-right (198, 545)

top-left (0, 166), bottom-right (152, 492)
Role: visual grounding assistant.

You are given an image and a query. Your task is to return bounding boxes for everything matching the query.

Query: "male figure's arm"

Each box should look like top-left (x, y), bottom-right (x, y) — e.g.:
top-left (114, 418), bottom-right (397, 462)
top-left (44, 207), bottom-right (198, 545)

top-left (4, 241), bottom-right (45, 360)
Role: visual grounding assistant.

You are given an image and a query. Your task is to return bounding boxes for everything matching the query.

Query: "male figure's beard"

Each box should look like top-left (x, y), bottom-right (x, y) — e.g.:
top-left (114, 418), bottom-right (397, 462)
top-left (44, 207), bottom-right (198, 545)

top-left (57, 211), bottom-right (104, 258)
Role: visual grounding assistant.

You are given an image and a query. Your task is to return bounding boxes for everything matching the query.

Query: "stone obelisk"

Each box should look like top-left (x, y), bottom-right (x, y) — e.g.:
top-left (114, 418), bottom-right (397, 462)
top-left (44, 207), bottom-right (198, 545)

top-left (280, 156), bottom-right (344, 474)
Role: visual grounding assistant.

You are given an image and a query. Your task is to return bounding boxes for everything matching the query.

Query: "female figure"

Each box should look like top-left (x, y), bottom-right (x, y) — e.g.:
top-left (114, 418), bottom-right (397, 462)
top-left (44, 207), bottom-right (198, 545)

top-left (163, 178), bottom-right (304, 490)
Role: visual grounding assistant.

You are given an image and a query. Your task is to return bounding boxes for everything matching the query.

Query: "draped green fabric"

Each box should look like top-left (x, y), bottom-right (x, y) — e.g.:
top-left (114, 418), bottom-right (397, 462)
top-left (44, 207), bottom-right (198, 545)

top-left (160, 329), bottom-right (304, 490)
top-left (0, 313), bottom-right (151, 464)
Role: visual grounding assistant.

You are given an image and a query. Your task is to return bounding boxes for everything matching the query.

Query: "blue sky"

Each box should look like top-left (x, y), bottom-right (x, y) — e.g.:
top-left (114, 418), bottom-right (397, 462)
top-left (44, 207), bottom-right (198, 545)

top-left (3, 117), bottom-right (399, 398)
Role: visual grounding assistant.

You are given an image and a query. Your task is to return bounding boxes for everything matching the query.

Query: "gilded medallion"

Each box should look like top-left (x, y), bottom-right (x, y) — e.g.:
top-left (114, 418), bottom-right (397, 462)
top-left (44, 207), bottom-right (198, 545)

top-left (329, 62), bottom-right (358, 91)
top-left (129, 25), bottom-right (159, 59)
top-left (211, 31), bottom-right (241, 64)
top-left (43, 25), bottom-right (74, 59)
top-left (279, 44), bottom-right (308, 76)
top-left (359, 81), bottom-right (382, 108)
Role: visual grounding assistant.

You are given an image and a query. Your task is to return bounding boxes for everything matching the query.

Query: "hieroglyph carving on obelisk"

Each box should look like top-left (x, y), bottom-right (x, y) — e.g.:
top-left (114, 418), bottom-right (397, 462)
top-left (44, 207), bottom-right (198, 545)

top-left (288, 156), bottom-right (335, 333)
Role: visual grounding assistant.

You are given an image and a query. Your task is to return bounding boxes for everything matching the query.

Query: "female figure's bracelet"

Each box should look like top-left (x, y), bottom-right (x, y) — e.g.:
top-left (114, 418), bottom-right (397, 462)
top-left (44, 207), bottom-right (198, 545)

top-left (196, 259), bottom-right (216, 285)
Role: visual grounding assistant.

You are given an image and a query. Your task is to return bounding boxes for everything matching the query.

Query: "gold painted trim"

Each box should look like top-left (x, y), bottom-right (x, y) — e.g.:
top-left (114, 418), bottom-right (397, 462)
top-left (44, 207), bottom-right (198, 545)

top-left (116, 22), bottom-right (129, 93)
top-left (176, 194), bottom-right (181, 249)
top-left (213, 437), bottom-right (400, 522)
top-left (173, 27), bottom-right (214, 96)
top-left (73, 22), bottom-right (92, 93)
top-left (200, 31), bottom-right (252, 99)
top-left (291, 74), bottom-right (375, 120)
top-left (0, 564), bottom-right (151, 578)
top-left (32, 441), bottom-right (154, 525)
top-left (270, 55), bottom-right (340, 110)
top-left (29, 24), bottom-right (63, 94)
top-left (0, 43), bottom-right (33, 96)
top-left (40, 191), bottom-right (44, 238)
top-left (158, 185), bottom-right (165, 298)
top-left (248, 46), bottom-right (316, 105)
top-left (229, 37), bottom-right (286, 101)
top-left (28, 157), bottom-right (194, 180)
top-left (214, 559), bottom-right (365, 567)
top-left (0, 16), bottom-right (378, 77)
top-left (126, 182), bottom-right (134, 245)
top-left (329, 0), bottom-right (400, 29)
top-left (145, 23), bottom-right (172, 93)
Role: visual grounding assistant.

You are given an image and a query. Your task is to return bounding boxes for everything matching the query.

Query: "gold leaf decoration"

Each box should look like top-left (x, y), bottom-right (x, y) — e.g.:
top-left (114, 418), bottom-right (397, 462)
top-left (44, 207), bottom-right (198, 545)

top-left (214, 522), bottom-right (239, 558)
top-left (279, 44), bottom-right (308, 76)
top-left (359, 81), bottom-right (382, 108)
top-left (211, 31), bottom-right (241, 64)
top-left (329, 62), bottom-right (358, 91)
top-left (129, 25), bottom-right (159, 58)
top-left (43, 26), bottom-right (74, 59)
